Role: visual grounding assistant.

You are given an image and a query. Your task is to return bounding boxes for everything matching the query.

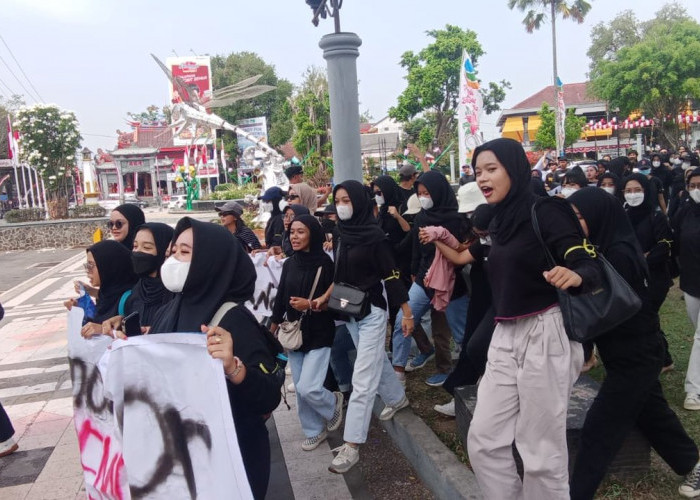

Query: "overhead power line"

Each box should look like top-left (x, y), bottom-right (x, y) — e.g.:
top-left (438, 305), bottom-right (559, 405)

top-left (0, 75), bottom-right (16, 97)
top-left (0, 34), bottom-right (44, 102)
top-left (0, 51), bottom-right (39, 103)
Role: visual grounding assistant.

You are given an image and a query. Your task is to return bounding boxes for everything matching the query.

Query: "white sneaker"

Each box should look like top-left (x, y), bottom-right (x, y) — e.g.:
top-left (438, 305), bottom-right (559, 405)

top-left (329, 443), bottom-right (359, 473)
top-left (327, 391), bottom-right (344, 431)
top-left (301, 430), bottom-right (327, 451)
top-left (287, 382), bottom-right (296, 393)
top-left (684, 394), bottom-right (700, 411)
top-left (379, 395), bottom-right (409, 421)
top-left (434, 398), bottom-right (455, 417)
top-left (0, 437), bottom-right (18, 457)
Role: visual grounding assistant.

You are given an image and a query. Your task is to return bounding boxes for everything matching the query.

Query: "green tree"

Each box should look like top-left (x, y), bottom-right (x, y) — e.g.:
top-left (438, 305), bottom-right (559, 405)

top-left (211, 52), bottom-right (294, 148)
top-left (15, 104), bottom-right (82, 215)
top-left (533, 102), bottom-right (586, 150)
top-left (589, 11), bottom-right (700, 148)
top-left (290, 66), bottom-right (331, 177)
top-left (126, 104), bottom-right (168, 126)
top-left (389, 25), bottom-right (509, 150)
top-left (508, 0), bottom-right (592, 152)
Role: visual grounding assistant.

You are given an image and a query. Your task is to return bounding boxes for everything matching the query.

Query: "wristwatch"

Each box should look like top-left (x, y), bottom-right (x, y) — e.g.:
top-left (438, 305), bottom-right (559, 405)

top-left (226, 356), bottom-right (243, 380)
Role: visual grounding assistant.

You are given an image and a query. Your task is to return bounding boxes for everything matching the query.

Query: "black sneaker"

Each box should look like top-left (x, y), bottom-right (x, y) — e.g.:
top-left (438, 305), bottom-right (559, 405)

top-left (679, 461), bottom-right (700, 498)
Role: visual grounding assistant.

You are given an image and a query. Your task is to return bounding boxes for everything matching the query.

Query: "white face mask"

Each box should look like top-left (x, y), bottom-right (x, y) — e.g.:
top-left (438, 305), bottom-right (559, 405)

top-left (682, 162), bottom-right (692, 171)
top-left (278, 200), bottom-right (288, 211)
top-left (652, 161), bottom-right (661, 168)
top-left (624, 192), bottom-right (645, 207)
top-left (601, 186), bottom-right (616, 195)
top-left (419, 196), bottom-right (434, 210)
top-left (336, 204), bottom-right (353, 221)
top-left (672, 158), bottom-right (682, 165)
top-left (262, 202), bottom-right (273, 212)
top-left (160, 256), bottom-right (191, 293)
top-left (375, 194), bottom-right (385, 207)
top-left (690, 189), bottom-right (700, 204)
top-left (560, 187), bottom-right (578, 198)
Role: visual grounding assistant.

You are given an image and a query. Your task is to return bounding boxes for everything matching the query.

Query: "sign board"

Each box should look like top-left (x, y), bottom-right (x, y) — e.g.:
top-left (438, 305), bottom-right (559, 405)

top-left (236, 117), bottom-right (268, 153)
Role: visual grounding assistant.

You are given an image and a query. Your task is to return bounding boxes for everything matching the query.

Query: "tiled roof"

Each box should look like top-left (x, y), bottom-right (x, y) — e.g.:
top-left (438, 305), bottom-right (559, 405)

top-left (510, 82), bottom-right (599, 110)
top-left (135, 126), bottom-right (174, 149)
top-left (279, 141), bottom-right (300, 160)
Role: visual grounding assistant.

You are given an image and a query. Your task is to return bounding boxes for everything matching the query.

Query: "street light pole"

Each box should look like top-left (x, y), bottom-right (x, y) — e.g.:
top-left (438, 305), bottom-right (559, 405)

top-left (307, 0), bottom-right (363, 183)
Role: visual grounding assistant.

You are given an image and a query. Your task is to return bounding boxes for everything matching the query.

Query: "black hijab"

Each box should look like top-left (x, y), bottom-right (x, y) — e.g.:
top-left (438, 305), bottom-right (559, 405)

top-left (414, 170), bottom-right (462, 229)
top-left (373, 175), bottom-right (402, 212)
top-left (113, 204), bottom-right (145, 249)
top-left (472, 138), bottom-right (534, 245)
top-left (282, 204), bottom-right (311, 256)
top-left (150, 218), bottom-right (256, 333)
top-left (332, 180), bottom-right (386, 246)
top-left (291, 214), bottom-right (328, 269)
top-left (131, 223), bottom-right (174, 324)
top-left (622, 173), bottom-right (654, 226)
top-left (530, 177), bottom-right (548, 197)
top-left (568, 187), bottom-right (649, 285)
top-left (88, 240), bottom-right (137, 322)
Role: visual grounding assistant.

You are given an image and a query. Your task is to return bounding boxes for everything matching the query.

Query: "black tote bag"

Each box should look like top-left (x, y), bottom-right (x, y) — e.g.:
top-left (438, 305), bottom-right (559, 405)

top-left (531, 201), bottom-right (642, 342)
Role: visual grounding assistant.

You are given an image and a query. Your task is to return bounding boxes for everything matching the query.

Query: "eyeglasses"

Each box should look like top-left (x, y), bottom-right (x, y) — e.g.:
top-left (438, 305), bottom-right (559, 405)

top-left (219, 212), bottom-right (234, 218)
top-left (288, 194), bottom-right (299, 200)
top-left (107, 220), bottom-right (125, 230)
top-left (284, 213), bottom-right (295, 221)
top-left (83, 262), bottom-right (96, 272)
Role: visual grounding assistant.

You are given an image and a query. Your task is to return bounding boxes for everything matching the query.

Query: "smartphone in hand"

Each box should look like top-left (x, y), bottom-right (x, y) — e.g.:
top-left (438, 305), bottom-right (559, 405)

top-left (122, 311), bottom-right (141, 337)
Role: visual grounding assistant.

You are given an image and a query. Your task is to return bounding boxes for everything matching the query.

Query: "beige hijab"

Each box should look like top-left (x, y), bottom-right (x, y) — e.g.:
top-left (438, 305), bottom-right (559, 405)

top-left (291, 182), bottom-right (317, 214)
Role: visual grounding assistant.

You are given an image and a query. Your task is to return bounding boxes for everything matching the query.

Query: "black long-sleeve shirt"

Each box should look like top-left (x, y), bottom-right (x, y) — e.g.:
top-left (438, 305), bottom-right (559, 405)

top-left (271, 256), bottom-right (335, 352)
top-left (488, 201), bottom-right (602, 320)
top-left (264, 214), bottom-right (285, 248)
top-left (673, 203), bottom-right (700, 297)
top-left (628, 211), bottom-right (673, 289)
top-left (335, 239), bottom-right (409, 311)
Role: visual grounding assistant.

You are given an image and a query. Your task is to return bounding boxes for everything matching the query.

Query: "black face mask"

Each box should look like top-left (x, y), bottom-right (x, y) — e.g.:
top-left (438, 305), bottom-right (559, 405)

top-left (131, 251), bottom-right (160, 276)
top-left (321, 218), bottom-right (336, 233)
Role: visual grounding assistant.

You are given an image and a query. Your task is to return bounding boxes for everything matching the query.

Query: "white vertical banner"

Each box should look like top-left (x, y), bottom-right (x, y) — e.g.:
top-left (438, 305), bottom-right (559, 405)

top-left (457, 51), bottom-right (483, 169)
top-left (556, 77), bottom-right (566, 155)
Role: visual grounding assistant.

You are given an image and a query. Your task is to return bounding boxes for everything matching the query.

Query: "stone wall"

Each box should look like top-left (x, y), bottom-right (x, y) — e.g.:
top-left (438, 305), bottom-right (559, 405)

top-left (0, 218), bottom-right (109, 251)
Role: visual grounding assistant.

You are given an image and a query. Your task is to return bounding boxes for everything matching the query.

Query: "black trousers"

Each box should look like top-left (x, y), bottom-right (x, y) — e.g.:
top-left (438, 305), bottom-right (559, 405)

top-left (648, 276), bottom-right (674, 367)
top-left (0, 401), bottom-right (13, 442)
top-left (569, 331), bottom-right (699, 500)
top-left (443, 308), bottom-right (495, 395)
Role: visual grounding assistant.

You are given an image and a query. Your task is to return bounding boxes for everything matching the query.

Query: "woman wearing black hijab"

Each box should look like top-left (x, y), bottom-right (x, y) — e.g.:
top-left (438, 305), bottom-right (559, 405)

top-left (568, 188), bottom-right (700, 500)
top-left (74, 240), bottom-right (137, 337)
top-left (392, 170), bottom-right (469, 387)
top-left (312, 180), bottom-right (413, 474)
top-left (270, 215), bottom-right (341, 451)
top-left (260, 186), bottom-right (287, 248)
top-left (150, 218), bottom-right (283, 500)
top-left (124, 223), bottom-right (175, 327)
top-left (622, 173), bottom-right (674, 369)
top-left (279, 204), bottom-right (311, 257)
top-left (597, 171), bottom-right (622, 200)
top-left (372, 175), bottom-right (412, 309)
top-left (465, 138), bottom-right (602, 499)
top-left (110, 204), bottom-right (146, 249)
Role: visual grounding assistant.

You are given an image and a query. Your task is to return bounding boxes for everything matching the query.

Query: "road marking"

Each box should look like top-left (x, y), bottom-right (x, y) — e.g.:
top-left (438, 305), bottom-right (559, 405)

top-left (3, 278), bottom-right (62, 308)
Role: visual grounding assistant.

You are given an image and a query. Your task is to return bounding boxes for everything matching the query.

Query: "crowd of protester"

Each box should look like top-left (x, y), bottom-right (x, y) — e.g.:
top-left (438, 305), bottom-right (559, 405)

top-left (57, 139), bottom-right (700, 499)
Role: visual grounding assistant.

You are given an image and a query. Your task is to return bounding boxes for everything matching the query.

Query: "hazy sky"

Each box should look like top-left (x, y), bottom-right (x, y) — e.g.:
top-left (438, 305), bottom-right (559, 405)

top-left (3, 0), bottom-right (700, 153)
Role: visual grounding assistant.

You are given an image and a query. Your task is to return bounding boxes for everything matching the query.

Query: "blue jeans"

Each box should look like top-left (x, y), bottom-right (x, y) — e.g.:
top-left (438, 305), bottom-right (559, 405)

top-left (330, 323), bottom-right (355, 392)
top-left (288, 347), bottom-right (335, 438)
top-left (344, 306), bottom-right (405, 444)
top-left (392, 283), bottom-right (469, 369)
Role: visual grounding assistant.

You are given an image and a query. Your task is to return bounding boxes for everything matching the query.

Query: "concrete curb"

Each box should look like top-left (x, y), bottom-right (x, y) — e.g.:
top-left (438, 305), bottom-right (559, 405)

top-left (372, 397), bottom-right (482, 499)
top-left (0, 251), bottom-right (85, 303)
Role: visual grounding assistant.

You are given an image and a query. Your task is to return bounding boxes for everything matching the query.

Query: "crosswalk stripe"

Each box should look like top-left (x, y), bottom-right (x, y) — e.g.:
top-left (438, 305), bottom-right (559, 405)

top-left (3, 278), bottom-right (62, 308)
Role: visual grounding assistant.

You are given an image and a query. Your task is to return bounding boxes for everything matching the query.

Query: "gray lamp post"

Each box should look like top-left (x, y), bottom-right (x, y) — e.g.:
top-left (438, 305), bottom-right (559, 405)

top-left (306, 0), bottom-right (363, 183)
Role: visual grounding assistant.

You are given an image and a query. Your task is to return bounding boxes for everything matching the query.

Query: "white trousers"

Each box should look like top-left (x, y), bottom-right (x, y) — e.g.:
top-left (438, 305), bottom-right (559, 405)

top-left (467, 306), bottom-right (583, 500)
top-left (684, 292), bottom-right (700, 395)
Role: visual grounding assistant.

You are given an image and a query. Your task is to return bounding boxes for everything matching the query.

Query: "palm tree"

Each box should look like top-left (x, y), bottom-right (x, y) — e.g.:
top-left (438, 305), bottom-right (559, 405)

top-left (508, 0), bottom-right (592, 153)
